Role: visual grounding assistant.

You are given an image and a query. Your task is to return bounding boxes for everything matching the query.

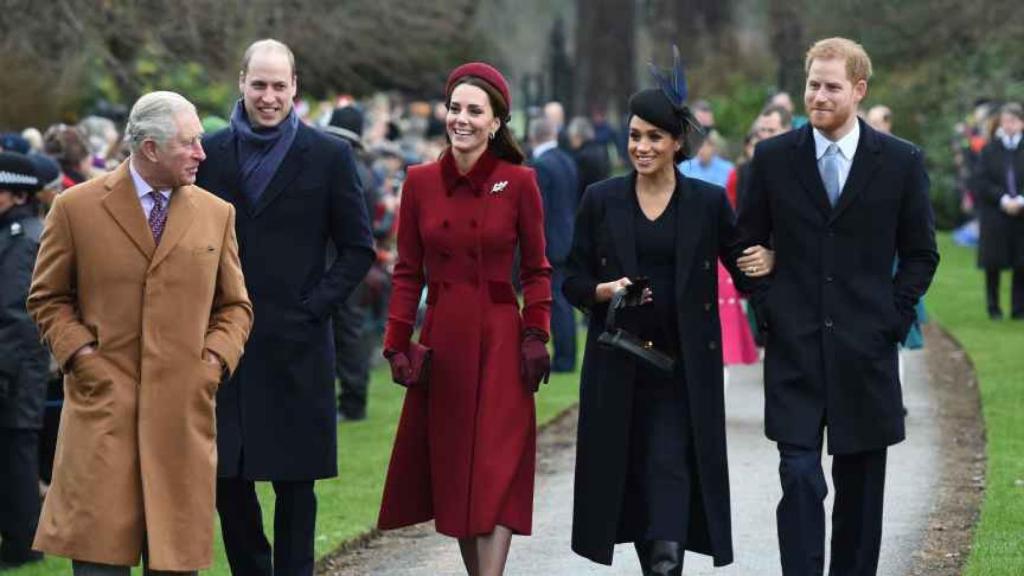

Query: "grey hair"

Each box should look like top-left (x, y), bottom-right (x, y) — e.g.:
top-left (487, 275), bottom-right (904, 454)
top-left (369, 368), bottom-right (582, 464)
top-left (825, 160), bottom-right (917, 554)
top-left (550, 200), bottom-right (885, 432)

top-left (125, 91), bottom-right (195, 154)
top-left (528, 117), bottom-right (556, 144)
top-left (567, 116), bottom-right (595, 142)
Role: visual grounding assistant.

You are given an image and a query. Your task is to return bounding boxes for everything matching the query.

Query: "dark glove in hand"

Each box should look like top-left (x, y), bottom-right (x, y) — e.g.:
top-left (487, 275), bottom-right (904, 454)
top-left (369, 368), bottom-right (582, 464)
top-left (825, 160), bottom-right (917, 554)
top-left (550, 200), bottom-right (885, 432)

top-left (520, 333), bottom-right (551, 393)
top-left (385, 350), bottom-right (413, 386)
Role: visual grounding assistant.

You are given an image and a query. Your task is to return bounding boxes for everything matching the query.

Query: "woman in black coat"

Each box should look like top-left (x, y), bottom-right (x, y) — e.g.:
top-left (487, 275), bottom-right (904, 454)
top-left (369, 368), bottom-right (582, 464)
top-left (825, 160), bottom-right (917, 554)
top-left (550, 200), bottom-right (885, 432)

top-left (562, 82), bottom-right (773, 573)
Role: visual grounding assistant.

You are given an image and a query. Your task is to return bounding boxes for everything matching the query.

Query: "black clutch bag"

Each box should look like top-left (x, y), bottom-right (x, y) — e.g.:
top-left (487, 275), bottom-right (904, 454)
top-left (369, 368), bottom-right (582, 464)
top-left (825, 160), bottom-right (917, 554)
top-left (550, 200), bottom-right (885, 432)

top-left (596, 290), bottom-right (676, 374)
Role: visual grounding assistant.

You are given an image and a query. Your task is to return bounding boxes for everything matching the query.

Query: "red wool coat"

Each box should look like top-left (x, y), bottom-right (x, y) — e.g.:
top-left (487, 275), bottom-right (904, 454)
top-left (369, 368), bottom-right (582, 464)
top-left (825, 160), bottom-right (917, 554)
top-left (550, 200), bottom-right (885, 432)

top-left (378, 150), bottom-right (552, 537)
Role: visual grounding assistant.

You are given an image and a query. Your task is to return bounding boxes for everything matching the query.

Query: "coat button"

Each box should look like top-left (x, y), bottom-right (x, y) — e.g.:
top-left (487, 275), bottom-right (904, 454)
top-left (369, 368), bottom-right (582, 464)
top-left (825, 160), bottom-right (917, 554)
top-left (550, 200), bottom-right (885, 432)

top-left (442, 220), bottom-right (450, 229)
top-left (825, 275), bottom-right (834, 283)
top-left (703, 259), bottom-right (711, 270)
top-left (470, 219), bottom-right (478, 229)
top-left (441, 250), bottom-right (452, 259)
top-left (704, 302), bottom-right (712, 312)
top-left (600, 257), bottom-right (607, 266)
top-left (446, 190), bottom-right (454, 198)
top-left (708, 340), bottom-right (718, 351)
top-left (824, 318), bottom-right (834, 329)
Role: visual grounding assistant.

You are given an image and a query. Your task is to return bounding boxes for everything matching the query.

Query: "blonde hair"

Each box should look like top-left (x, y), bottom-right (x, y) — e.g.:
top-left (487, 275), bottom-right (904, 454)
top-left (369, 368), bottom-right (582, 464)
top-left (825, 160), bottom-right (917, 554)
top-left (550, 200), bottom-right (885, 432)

top-left (805, 37), bottom-right (873, 84)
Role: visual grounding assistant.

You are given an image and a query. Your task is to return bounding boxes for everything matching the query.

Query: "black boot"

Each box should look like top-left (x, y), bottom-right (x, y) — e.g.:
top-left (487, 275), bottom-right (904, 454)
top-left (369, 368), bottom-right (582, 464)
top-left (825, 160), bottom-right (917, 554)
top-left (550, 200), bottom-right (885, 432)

top-left (634, 540), bottom-right (683, 576)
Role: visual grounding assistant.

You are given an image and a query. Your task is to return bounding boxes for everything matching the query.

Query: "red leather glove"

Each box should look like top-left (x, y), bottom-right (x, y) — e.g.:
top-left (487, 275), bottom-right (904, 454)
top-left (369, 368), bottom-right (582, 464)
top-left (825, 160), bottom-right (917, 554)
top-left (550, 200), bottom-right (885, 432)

top-left (520, 330), bottom-right (551, 393)
top-left (384, 349), bottom-right (412, 386)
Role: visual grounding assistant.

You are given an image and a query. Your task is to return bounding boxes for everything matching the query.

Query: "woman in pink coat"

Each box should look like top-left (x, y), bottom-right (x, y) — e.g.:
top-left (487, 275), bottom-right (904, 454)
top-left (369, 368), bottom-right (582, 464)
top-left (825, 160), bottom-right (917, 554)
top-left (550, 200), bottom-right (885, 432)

top-left (378, 62), bottom-right (552, 576)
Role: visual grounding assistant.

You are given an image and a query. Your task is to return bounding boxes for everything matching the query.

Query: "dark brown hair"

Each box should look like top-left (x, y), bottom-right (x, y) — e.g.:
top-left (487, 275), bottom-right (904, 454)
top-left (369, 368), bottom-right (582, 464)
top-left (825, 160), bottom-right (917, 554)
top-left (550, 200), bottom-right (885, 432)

top-left (446, 76), bottom-right (526, 165)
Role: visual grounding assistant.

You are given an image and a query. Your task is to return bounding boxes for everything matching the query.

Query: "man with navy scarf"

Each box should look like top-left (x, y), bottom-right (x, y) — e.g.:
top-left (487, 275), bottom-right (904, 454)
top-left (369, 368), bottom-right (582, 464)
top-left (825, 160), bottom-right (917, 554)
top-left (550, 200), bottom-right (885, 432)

top-left (195, 39), bottom-right (374, 576)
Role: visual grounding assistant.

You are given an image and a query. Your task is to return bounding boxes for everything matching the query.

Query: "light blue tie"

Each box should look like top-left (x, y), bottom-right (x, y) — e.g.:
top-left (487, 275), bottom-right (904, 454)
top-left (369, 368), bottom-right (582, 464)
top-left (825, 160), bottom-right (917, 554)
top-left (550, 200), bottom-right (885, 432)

top-left (821, 143), bottom-right (841, 207)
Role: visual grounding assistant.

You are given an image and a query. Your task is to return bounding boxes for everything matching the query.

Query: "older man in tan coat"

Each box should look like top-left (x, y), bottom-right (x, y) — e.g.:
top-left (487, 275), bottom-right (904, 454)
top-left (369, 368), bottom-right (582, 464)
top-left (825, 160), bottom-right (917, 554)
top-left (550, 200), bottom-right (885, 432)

top-left (27, 91), bottom-right (253, 575)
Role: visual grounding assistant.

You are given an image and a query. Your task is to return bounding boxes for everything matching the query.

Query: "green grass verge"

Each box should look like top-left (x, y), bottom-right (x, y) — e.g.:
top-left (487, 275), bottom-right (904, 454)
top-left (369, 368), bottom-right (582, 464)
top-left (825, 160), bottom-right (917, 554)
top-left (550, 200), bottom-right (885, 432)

top-left (11, 335), bottom-right (583, 575)
top-left (927, 233), bottom-right (1024, 576)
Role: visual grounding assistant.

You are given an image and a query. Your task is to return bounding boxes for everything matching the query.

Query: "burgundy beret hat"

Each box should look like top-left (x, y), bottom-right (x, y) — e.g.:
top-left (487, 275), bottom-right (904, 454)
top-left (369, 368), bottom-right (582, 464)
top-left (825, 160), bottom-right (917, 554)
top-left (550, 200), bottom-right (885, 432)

top-left (445, 62), bottom-right (511, 111)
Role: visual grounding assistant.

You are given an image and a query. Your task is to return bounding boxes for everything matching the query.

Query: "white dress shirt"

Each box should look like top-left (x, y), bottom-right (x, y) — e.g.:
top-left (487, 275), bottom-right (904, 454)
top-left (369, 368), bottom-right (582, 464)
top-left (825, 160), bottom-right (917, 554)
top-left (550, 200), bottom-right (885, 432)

top-left (129, 159), bottom-right (172, 219)
top-left (813, 120), bottom-right (860, 193)
top-left (531, 140), bottom-right (558, 160)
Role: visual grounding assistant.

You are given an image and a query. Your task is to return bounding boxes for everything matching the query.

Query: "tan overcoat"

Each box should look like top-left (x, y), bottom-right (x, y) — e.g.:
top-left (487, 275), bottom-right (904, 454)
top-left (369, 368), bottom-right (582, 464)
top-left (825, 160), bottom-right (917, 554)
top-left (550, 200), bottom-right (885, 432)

top-left (27, 162), bottom-right (253, 571)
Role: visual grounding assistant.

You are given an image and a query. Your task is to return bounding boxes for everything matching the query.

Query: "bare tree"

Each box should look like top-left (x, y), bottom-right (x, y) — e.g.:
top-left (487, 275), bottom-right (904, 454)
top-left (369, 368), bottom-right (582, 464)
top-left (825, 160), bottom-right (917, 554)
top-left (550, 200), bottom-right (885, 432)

top-left (575, 0), bottom-right (635, 120)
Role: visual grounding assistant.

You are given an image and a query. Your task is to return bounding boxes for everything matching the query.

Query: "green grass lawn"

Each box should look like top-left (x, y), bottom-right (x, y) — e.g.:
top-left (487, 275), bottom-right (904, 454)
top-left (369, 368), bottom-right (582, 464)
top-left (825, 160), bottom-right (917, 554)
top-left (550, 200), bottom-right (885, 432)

top-left (10, 337), bottom-right (583, 575)
top-left (927, 233), bottom-right (1024, 576)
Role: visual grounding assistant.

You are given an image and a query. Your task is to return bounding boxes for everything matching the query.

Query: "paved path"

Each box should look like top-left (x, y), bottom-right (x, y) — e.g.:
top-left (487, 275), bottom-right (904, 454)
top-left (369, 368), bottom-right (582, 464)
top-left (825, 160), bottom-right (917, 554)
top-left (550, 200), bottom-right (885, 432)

top-left (335, 350), bottom-right (940, 575)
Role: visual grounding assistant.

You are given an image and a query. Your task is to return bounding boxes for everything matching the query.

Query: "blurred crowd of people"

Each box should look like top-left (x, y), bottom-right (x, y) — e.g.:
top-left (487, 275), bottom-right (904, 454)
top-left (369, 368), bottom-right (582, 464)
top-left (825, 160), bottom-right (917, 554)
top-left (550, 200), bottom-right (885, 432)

top-left (951, 100), bottom-right (1024, 320)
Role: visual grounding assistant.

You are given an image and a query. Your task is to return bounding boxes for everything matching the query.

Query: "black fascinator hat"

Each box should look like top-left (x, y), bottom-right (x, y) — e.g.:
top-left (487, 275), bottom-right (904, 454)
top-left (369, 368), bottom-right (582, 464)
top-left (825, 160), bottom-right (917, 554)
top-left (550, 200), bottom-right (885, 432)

top-left (628, 46), bottom-right (706, 161)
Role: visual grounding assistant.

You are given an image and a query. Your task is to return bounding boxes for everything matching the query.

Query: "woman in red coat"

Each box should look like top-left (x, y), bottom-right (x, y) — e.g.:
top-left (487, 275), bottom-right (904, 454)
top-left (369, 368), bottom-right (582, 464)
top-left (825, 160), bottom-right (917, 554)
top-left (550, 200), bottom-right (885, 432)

top-left (378, 62), bottom-right (552, 575)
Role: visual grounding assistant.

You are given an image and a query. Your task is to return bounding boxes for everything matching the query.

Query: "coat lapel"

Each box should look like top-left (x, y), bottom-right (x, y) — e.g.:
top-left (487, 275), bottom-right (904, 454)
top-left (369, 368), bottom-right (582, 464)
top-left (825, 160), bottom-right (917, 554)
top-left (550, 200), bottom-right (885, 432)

top-left (251, 125), bottom-right (309, 217)
top-left (101, 162), bottom-right (156, 260)
top-left (148, 185), bottom-right (197, 272)
top-left (607, 174), bottom-right (638, 277)
top-left (830, 119), bottom-right (882, 222)
top-left (790, 125), bottom-right (833, 219)
top-left (215, 132), bottom-right (249, 215)
top-left (673, 174), bottom-right (704, 303)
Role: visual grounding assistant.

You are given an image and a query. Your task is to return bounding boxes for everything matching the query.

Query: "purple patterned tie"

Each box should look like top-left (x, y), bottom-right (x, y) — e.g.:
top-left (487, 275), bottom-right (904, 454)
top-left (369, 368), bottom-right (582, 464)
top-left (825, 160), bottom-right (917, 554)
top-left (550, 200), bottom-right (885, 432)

top-left (148, 191), bottom-right (168, 245)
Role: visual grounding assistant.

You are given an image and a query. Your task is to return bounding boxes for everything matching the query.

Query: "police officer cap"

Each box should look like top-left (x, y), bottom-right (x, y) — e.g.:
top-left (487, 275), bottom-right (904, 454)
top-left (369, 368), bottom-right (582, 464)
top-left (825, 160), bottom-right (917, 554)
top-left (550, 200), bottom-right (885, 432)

top-left (0, 151), bottom-right (42, 193)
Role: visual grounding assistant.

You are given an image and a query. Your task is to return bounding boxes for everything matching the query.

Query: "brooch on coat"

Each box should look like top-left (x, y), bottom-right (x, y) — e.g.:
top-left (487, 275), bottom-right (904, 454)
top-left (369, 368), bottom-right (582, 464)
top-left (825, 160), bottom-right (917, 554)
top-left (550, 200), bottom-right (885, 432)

top-left (490, 181), bottom-right (508, 195)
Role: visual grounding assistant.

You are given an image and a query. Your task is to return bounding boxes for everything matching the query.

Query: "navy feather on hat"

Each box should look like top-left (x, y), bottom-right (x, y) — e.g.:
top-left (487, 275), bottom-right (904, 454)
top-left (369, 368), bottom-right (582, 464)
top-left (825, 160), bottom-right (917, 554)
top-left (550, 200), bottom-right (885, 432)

top-left (628, 45), bottom-right (706, 159)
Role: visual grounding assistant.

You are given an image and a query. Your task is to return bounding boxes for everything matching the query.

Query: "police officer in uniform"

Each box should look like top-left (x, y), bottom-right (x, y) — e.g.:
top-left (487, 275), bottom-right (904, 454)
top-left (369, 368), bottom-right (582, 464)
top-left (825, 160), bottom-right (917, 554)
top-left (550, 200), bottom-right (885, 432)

top-left (0, 152), bottom-right (48, 569)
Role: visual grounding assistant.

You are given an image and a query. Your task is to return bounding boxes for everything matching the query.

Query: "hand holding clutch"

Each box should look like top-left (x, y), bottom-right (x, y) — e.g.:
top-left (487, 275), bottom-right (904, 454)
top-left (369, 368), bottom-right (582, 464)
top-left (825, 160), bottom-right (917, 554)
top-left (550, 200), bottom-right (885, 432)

top-left (384, 343), bottom-right (433, 388)
top-left (520, 331), bottom-right (551, 393)
top-left (385, 350), bottom-right (412, 385)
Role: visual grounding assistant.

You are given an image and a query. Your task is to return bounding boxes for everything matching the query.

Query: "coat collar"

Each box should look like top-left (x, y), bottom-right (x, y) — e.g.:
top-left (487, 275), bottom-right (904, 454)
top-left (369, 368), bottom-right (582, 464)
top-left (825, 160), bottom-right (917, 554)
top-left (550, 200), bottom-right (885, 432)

top-left (101, 160), bottom-right (197, 269)
top-left (216, 123), bottom-right (311, 217)
top-left (606, 170), bottom-right (702, 297)
top-left (440, 148), bottom-right (501, 197)
top-left (790, 119), bottom-right (881, 221)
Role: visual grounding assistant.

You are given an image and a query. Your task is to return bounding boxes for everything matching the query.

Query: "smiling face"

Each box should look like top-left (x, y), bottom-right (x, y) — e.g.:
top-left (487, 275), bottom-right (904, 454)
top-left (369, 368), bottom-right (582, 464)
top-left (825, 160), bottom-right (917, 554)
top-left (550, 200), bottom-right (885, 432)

top-left (804, 57), bottom-right (866, 140)
top-left (240, 48), bottom-right (297, 129)
top-left (628, 115), bottom-right (680, 177)
top-left (446, 83), bottom-right (500, 157)
top-left (146, 110), bottom-right (206, 188)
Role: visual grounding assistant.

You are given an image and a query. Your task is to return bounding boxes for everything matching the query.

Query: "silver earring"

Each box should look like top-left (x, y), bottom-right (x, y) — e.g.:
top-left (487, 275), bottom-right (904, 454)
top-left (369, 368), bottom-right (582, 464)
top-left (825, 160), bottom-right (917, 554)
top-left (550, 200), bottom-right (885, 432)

top-left (489, 131), bottom-right (496, 140)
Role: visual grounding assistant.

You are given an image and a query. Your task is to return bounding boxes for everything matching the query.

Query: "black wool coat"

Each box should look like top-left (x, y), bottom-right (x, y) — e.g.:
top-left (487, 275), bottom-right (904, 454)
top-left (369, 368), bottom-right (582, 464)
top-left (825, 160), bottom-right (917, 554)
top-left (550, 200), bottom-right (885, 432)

top-left (0, 206), bottom-right (49, 430)
top-left (736, 120), bottom-right (939, 455)
top-left (563, 172), bottom-right (744, 567)
top-left (196, 123), bottom-right (375, 480)
top-left (972, 139), bottom-right (1024, 269)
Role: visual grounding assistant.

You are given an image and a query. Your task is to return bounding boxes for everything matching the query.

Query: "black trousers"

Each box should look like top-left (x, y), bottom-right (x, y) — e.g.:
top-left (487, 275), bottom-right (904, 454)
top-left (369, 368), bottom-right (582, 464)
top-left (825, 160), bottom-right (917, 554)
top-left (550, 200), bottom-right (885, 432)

top-left (0, 428), bottom-right (41, 563)
top-left (216, 477), bottom-right (316, 576)
top-left (332, 287), bottom-right (371, 418)
top-left (776, 442), bottom-right (887, 576)
top-left (985, 267), bottom-right (1024, 316)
